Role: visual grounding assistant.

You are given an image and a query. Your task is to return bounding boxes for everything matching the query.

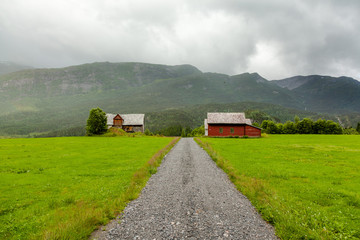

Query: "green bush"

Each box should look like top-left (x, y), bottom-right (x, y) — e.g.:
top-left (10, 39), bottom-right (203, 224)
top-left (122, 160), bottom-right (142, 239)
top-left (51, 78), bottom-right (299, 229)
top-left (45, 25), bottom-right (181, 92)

top-left (144, 129), bottom-right (152, 136)
top-left (261, 117), bottom-right (343, 135)
top-left (190, 125), bottom-right (205, 137)
top-left (343, 128), bottom-right (359, 135)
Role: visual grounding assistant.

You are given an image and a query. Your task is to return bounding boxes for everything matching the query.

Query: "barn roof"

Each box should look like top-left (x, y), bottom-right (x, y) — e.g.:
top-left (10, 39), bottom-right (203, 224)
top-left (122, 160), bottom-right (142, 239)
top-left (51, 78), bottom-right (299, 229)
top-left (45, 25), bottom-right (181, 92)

top-left (106, 113), bottom-right (145, 126)
top-left (207, 112), bottom-right (252, 125)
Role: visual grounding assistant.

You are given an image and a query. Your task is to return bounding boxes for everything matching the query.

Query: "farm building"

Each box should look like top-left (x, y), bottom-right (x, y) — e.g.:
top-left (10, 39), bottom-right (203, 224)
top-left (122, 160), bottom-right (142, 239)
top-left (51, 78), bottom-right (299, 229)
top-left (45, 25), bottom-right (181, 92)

top-left (106, 113), bottom-right (145, 133)
top-left (204, 112), bottom-right (261, 137)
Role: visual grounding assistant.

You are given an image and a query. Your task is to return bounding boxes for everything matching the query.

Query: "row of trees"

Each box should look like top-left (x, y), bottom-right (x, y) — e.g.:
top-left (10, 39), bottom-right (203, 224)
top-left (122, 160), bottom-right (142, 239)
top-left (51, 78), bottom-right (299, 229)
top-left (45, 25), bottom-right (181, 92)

top-left (86, 108), bottom-right (359, 136)
top-left (260, 116), bottom-right (345, 134)
top-left (152, 125), bottom-right (205, 137)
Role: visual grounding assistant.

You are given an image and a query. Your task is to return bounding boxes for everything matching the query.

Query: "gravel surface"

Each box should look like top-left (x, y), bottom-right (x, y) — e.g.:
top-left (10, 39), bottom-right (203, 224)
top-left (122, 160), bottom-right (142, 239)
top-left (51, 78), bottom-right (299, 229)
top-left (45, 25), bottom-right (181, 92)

top-left (92, 138), bottom-right (278, 240)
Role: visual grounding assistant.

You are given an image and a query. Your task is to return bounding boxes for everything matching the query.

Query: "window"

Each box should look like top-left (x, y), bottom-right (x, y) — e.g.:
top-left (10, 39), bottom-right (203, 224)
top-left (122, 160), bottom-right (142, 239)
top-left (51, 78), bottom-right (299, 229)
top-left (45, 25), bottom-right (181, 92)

top-left (230, 128), bottom-right (234, 133)
top-left (219, 128), bottom-right (223, 133)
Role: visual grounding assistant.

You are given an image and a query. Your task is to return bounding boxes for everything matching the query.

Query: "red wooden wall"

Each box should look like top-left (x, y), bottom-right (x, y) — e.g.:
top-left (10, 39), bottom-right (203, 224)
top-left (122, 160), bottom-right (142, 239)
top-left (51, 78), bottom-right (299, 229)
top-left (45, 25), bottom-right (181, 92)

top-left (208, 124), bottom-right (261, 137)
top-left (245, 125), bottom-right (261, 137)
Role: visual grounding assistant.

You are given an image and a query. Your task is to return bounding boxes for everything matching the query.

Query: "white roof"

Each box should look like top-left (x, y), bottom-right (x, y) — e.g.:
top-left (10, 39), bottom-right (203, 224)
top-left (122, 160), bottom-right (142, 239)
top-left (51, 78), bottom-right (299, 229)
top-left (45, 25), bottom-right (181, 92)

top-left (207, 112), bottom-right (252, 125)
top-left (106, 113), bottom-right (145, 126)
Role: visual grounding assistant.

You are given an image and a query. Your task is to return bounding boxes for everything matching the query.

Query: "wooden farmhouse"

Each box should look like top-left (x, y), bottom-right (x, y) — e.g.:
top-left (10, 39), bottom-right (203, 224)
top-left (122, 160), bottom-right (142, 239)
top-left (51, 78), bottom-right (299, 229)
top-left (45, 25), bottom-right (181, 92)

top-left (106, 113), bottom-right (145, 133)
top-left (204, 112), bottom-right (261, 137)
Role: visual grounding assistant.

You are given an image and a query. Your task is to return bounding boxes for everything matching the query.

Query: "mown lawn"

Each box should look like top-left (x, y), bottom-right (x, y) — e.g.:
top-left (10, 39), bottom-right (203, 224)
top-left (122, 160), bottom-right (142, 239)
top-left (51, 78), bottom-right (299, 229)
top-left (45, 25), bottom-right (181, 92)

top-left (0, 136), bottom-right (175, 240)
top-left (197, 135), bottom-right (360, 239)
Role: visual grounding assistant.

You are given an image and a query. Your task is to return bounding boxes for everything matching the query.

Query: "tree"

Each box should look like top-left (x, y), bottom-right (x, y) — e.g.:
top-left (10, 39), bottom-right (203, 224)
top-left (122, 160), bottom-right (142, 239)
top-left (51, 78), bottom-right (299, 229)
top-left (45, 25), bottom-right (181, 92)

top-left (357, 122), bottom-right (360, 133)
top-left (159, 125), bottom-right (183, 136)
top-left (283, 121), bottom-right (297, 134)
top-left (313, 119), bottom-right (327, 134)
top-left (261, 120), bottom-right (278, 134)
top-left (246, 110), bottom-right (274, 125)
top-left (294, 115), bottom-right (300, 124)
top-left (86, 107), bottom-right (107, 135)
top-left (324, 120), bottom-right (342, 134)
top-left (260, 120), bottom-right (270, 131)
top-left (184, 126), bottom-right (192, 137)
top-left (252, 122), bottom-right (260, 127)
top-left (267, 121), bottom-right (279, 134)
top-left (297, 118), bottom-right (314, 134)
top-left (276, 123), bottom-right (284, 134)
top-left (181, 128), bottom-right (186, 137)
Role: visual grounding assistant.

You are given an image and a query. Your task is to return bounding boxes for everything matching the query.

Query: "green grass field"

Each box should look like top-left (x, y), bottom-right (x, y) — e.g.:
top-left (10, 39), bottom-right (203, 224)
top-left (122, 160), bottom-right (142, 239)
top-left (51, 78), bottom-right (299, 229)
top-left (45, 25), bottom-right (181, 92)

top-left (0, 136), bottom-right (176, 240)
top-left (197, 135), bottom-right (360, 239)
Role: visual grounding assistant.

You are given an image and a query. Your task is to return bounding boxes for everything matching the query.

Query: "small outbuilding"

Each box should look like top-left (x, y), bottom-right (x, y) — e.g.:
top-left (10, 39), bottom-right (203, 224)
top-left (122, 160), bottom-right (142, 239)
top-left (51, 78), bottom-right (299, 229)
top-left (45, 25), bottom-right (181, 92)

top-left (106, 113), bottom-right (145, 133)
top-left (204, 112), bottom-right (261, 137)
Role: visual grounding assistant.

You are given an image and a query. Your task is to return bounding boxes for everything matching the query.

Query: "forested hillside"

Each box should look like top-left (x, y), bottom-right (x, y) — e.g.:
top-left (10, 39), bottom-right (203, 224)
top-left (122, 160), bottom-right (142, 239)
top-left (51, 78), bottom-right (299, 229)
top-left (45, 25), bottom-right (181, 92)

top-left (0, 62), bottom-right (359, 136)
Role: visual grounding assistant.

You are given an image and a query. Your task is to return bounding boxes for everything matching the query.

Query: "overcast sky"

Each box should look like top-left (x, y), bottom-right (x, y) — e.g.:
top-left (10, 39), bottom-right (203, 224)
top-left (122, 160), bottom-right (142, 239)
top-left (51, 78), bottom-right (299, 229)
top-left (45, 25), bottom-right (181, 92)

top-left (1, 0), bottom-right (359, 80)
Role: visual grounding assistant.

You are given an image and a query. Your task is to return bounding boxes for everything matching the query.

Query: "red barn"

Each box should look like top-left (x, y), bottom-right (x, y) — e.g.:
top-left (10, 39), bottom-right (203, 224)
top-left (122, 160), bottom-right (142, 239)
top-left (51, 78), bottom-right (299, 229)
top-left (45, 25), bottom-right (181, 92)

top-left (205, 112), bottom-right (261, 137)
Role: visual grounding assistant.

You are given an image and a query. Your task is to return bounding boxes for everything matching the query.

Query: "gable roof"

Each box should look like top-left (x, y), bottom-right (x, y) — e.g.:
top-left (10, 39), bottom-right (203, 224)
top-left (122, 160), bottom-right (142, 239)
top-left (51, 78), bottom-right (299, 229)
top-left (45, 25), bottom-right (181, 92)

top-left (113, 114), bottom-right (123, 120)
top-left (106, 113), bottom-right (145, 126)
top-left (207, 112), bottom-right (252, 125)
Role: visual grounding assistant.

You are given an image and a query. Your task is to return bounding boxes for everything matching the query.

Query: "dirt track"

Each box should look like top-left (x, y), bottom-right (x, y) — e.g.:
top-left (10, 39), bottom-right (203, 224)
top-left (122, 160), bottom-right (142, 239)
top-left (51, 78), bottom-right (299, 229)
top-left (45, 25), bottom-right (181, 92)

top-left (92, 138), bottom-right (277, 239)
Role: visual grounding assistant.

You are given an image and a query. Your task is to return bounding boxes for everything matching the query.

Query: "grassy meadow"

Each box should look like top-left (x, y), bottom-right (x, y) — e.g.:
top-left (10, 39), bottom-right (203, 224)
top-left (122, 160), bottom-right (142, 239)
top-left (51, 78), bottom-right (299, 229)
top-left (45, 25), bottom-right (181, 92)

top-left (0, 136), bottom-right (177, 240)
top-left (196, 135), bottom-right (360, 239)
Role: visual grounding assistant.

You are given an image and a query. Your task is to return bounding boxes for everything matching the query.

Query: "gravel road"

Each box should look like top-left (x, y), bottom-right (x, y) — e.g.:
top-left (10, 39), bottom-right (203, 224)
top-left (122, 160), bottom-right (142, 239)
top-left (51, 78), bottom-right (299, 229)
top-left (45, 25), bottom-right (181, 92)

top-left (92, 138), bottom-right (277, 240)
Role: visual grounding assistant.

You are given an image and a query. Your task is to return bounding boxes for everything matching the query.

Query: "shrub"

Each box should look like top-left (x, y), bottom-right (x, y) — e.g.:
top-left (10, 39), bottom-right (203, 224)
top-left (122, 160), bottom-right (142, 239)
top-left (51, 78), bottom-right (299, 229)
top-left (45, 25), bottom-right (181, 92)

top-left (343, 128), bottom-right (359, 135)
top-left (144, 129), bottom-right (152, 136)
top-left (190, 125), bottom-right (205, 137)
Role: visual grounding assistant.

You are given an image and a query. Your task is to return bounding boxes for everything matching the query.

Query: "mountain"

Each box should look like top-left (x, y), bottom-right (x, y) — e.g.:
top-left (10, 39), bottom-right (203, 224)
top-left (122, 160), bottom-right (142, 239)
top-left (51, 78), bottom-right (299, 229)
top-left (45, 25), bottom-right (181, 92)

top-left (0, 62), bottom-right (298, 108)
top-left (272, 75), bottom-right (360, 113)
top-left (0, 62), bottom-right (359, 136)
top-left (0, 61), bottom-right (33, 76)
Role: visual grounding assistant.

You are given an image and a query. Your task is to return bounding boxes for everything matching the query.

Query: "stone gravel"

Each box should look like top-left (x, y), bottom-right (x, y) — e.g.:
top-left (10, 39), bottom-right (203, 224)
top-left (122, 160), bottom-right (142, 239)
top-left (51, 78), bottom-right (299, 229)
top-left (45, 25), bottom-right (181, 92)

top-left (92, 138), bottom-right (278, 240)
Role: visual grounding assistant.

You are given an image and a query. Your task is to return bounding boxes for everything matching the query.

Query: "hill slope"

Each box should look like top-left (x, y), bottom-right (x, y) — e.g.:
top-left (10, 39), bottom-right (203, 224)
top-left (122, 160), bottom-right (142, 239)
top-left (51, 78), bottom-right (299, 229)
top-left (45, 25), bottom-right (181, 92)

top-left (272, 75), bottom-right (360, 113)
top-left (0, 62), bottom-right (359, 135)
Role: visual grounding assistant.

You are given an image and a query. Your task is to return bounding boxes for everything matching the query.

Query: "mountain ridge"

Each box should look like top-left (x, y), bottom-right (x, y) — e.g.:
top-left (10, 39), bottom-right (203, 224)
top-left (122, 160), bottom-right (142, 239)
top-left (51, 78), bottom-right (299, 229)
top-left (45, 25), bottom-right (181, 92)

top-left (272, 75), bottom-right (360, 113)
top-left (0, 61), bottom-right (359, 136)
top-left (0, 61), bottom-right (33, 76)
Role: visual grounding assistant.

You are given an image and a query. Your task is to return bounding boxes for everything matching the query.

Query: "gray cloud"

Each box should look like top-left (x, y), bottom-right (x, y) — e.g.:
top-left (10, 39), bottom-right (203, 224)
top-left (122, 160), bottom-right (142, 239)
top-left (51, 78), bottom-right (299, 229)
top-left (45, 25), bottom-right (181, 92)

top-left (0, 0), bottom-right (359, 80)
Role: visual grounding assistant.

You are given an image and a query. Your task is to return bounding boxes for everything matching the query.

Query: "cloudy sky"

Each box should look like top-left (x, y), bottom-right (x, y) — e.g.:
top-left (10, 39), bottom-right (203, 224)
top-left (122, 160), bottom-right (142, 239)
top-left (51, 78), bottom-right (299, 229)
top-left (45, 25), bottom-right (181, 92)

top-left (1, 0), bottom-right (359, 80)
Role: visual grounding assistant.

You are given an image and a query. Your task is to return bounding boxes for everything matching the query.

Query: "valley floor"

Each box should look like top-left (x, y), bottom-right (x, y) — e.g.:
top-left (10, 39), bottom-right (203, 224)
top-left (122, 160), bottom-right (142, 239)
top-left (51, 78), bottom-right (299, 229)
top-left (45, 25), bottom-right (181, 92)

top-left (93, 138), bottom-right (277, 239)
top-left (198, 135), bottom-right (360, 239)
top-left (0, 137), bottom-right (175, 239)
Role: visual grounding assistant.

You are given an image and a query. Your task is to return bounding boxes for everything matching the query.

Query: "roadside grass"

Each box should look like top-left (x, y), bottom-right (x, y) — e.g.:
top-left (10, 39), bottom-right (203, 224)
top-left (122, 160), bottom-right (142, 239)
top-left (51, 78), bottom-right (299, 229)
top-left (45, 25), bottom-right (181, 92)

top-left (196, 135), bottom-right (360, 239)
top-left (0, 136), bottom-right (178, 240)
